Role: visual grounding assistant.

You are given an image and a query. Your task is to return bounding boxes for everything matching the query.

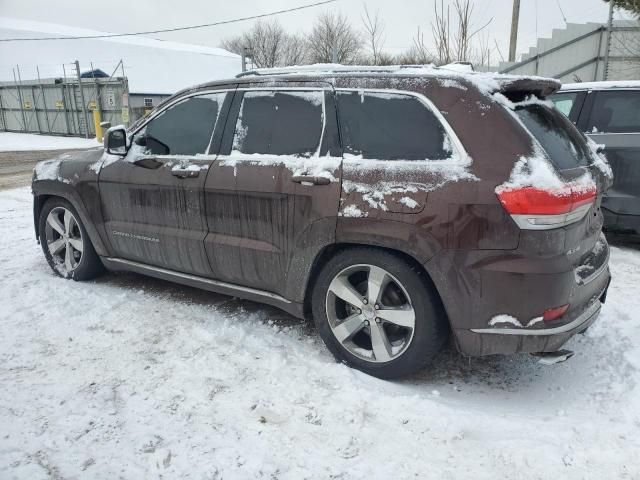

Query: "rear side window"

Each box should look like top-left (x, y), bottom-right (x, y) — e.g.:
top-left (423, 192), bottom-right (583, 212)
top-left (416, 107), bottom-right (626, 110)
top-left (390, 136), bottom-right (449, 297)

top-left (232, 90), bottom-right (324, 157)
top-left (587, 90), bottom-right (640, 133)
top-left (516, 104), bottom-right (590, 170)
top-left (143, 93), bottom-right (224, 155)
top-left (551, 92), bottom-right (578, 117)
top-left (336, 90), bottom-right (452, 161)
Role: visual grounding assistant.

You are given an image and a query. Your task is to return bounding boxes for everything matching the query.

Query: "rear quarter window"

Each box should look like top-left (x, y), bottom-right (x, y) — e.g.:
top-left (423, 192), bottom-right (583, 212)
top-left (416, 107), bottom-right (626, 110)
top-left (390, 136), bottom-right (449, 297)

top-left (336, 90), bottom-right (452, 161)
top-left (516, 104), bottom-right (590, 170)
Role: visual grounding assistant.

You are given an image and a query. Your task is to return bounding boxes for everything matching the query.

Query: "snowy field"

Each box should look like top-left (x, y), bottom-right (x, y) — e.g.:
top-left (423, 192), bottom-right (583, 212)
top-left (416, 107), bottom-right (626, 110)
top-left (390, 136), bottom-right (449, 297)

top-left (1, 186), bottom-right (639, 479)
top-left (0, 132), bottom-right (101, 152)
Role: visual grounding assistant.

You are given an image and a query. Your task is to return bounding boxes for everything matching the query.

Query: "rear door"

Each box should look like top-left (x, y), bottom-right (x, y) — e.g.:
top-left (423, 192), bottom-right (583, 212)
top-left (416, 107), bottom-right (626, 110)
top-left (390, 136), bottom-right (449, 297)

top-left (580, 89), bottom-right (640, 231)
top-left (203, 84), bottom-right (342, 297)
top-left (99, 89), bottom-right (233, 276)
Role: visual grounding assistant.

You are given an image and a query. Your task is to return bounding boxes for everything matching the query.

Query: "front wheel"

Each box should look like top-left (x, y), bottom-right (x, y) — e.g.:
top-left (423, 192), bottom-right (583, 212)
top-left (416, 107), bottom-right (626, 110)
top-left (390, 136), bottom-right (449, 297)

top-left (311, 248), bottom-right (449, 379)
top-left (38, 197), bottom-right (104, 280)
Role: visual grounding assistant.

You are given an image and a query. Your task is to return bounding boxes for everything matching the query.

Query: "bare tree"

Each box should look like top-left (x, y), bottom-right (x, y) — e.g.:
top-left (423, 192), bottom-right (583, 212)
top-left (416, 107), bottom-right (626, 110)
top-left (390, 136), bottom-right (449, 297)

top-left (431, 0), bottom-right (452, 64)
top-left (454, 0), bottom-right (472, 61)
top-left (282, 34), bottom-right (309, 66)
top-left (431, 0), bottom-right (493, 65)
top-left (307, 12), bottom-right (363, 64)
top-left (470, 31), bottom-right (492, 68)
top-left (361, 5), bottom-right (386, 65)
top-left (221, 19), bottom-right (306, 68)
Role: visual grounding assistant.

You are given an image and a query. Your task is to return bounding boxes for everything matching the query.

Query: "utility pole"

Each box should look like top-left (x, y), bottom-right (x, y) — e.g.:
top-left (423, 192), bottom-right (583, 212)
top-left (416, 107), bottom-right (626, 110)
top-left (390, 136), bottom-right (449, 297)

top-left (603, 1), bottom-right (615, 81)
top-left (508, 0), bottom-right (521, 62)
top-left (241, 47), bottom-right (248, 72)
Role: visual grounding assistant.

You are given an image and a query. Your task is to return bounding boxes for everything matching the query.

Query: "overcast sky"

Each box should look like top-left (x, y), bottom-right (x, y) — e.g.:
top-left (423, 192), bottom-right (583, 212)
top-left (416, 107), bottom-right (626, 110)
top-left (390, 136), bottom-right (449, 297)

top-left (0, 0), bottom-right (629, 63)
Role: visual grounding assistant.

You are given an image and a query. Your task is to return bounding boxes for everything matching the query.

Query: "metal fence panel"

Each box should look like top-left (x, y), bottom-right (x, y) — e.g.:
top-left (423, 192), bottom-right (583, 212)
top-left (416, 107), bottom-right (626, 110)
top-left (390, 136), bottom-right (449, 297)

top-left (0, 74), bottom-right (128, 138)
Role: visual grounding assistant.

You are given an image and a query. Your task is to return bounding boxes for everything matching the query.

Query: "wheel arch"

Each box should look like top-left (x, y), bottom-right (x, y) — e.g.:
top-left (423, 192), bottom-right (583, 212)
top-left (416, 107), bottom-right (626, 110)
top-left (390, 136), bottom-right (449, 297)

top-left (302, 242), bottom-right (449, 325)
top-left (32, 183), bottom-right (109, 256)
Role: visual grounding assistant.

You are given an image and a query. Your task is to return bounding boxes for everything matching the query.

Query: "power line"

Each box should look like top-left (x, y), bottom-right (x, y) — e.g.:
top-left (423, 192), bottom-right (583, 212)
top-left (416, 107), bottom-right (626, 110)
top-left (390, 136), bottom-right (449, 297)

top-left (0, 0), bottom-right (338, 42)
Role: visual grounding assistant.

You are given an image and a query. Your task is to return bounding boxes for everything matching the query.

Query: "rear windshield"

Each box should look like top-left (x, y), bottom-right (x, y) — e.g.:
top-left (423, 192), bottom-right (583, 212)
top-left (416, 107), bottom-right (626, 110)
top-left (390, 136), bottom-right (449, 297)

top-left (516, 104), bottom-right (590, 170)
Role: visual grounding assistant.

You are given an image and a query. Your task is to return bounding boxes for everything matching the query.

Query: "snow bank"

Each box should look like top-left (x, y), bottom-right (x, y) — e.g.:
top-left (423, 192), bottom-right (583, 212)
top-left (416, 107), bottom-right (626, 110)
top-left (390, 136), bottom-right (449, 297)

top-left (1, 187), bottom-right (639, 478)
top-left (0, 132), bottom-right (101, 152)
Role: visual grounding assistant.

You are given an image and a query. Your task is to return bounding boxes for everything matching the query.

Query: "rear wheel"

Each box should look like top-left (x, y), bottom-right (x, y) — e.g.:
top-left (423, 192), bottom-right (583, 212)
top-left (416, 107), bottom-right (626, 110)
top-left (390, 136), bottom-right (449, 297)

top-left (38, 198), bottom-right (104, 280)
top-left (311, 248), bottom-right (448, 379)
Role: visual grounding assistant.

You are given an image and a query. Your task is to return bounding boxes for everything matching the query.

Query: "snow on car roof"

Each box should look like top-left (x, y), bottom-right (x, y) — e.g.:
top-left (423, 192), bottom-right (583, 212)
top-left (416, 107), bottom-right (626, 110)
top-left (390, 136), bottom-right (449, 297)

top-left (236, 64), bottom-right (561, 96)
top-left (561, 80), bottom-right (640, 91)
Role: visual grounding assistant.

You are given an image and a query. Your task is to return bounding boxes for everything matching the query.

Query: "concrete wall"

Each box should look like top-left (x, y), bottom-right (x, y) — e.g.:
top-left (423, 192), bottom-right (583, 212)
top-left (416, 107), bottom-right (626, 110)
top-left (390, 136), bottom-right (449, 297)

top-left (499, 20), bottom-right (640, 82)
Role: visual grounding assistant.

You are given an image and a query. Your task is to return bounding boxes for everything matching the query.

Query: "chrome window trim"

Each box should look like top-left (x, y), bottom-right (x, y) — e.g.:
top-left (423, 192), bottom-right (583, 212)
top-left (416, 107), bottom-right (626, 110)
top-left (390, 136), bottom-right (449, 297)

top-left (128, 87), bottom-right (237, 155)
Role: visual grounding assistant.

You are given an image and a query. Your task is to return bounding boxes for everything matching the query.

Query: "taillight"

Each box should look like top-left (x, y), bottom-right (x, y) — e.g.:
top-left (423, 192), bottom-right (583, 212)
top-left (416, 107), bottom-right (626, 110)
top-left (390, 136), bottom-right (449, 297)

top-left (496, 182), bottom-right (596, 230)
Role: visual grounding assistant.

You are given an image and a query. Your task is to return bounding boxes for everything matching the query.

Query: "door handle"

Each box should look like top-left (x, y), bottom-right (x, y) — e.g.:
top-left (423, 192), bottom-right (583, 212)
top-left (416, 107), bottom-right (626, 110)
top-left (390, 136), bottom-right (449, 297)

top-left (291, 175), bottom-right (331, 185)
top-left (171, 167), bottom-right (200, 178)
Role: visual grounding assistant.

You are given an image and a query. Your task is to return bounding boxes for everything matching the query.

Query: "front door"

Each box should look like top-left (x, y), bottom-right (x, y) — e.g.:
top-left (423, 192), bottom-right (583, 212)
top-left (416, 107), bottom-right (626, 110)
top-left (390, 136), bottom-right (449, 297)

top-left (204, 85), bottom-right (342, 298)
top-left (99, 90), bottom-right (233, 277)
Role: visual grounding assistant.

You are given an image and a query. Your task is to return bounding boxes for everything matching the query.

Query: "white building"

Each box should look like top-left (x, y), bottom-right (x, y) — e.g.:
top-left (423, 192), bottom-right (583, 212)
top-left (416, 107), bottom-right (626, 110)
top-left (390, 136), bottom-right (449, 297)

top-left (0, 16), bottom-right (241, 112)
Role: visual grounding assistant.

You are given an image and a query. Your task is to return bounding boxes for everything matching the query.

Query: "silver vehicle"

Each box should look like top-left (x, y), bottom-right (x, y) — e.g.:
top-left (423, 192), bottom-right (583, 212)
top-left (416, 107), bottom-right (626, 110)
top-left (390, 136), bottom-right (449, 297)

top-left (551, 81), bottom-right (640, 234)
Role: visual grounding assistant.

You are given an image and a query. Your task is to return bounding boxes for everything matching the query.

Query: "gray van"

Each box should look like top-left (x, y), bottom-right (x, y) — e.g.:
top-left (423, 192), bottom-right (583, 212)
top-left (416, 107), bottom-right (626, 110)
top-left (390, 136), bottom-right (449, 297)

top-left (551, 81), bottom-right (640, 234)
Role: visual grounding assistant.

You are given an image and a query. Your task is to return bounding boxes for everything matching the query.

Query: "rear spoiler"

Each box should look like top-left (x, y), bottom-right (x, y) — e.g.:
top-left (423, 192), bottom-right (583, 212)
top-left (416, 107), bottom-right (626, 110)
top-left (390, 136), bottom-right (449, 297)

top-left (495, 77), bottom-right (562, 98)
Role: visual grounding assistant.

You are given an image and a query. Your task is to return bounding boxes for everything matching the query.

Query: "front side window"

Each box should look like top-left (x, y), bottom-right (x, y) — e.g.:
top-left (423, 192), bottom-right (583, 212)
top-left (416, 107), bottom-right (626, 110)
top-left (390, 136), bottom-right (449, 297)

top-left (550, 92), bottom-right (578, 117)
top-left (231, 90), bottom-right (325, 157)
top-left (587, 90), bottom-right (640, 133)
top-left (336, 90), bottom-right (452, 161)
top-left (141, 92), bottom-right (225, 156)
top-left (516, 104), bottom-right (590, 170)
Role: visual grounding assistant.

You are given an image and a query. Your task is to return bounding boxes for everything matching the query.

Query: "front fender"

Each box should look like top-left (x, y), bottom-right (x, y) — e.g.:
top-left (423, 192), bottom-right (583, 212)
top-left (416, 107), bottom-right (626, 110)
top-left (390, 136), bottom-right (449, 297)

top-left (33, 180), bottom-right (109, 257)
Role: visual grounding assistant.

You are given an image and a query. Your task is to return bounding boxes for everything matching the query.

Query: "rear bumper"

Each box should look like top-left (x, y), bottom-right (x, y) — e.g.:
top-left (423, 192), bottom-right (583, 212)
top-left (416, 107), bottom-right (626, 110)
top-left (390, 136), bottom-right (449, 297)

top-left (453, 271), bottom-right (609, 356)
top-left (426, 229), bottom-right (611, 357)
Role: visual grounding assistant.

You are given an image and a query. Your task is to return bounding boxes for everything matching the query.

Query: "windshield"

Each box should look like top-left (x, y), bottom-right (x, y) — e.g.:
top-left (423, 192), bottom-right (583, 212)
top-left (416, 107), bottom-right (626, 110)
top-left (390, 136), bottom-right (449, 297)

top-left (516, 104), bottom-right (590, 170)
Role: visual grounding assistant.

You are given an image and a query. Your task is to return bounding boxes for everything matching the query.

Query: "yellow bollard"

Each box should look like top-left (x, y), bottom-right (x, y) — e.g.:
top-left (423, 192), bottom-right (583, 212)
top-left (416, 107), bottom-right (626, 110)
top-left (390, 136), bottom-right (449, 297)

top-left (93, 109), bottom-right (103, 142)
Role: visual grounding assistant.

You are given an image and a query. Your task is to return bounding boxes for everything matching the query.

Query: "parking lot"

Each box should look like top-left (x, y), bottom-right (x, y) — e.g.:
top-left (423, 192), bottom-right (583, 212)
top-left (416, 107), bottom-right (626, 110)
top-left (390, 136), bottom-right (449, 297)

top-left (1, 180), bottom-right (639, 478)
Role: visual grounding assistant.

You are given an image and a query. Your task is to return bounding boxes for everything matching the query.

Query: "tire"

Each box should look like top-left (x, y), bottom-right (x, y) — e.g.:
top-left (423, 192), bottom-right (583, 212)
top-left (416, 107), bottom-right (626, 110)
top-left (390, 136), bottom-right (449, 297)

top-left (311, 248), bottom-right (448, 379)
top-left (38, 197), bottom-right (104, 281)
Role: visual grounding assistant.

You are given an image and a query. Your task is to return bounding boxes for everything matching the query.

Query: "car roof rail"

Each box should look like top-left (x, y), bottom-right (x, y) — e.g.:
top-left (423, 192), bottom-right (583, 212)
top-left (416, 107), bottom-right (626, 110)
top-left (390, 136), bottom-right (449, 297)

top-left (235, 64), bottom-right (437, 78)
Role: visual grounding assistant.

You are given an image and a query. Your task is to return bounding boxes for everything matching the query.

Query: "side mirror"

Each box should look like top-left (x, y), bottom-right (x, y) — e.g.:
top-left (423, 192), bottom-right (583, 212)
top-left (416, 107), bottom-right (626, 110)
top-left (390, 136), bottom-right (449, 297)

top-left (105, 126), bottom-right (128, 156)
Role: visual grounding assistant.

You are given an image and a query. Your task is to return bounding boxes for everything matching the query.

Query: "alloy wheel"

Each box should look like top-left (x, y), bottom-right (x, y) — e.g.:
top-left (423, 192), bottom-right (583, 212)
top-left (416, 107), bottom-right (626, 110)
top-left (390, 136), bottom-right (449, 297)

top-left (325, 264), bottom-right (416, 363)
top-left (44, 207), bottom-right (84, 276)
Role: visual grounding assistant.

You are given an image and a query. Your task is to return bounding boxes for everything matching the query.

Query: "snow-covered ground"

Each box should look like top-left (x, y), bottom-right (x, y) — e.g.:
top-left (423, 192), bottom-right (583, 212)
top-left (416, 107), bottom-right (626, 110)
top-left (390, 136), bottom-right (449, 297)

top-left (0, 132), bottom-right (101, 152)
top-left (1, 186), bottom-right (639, 479)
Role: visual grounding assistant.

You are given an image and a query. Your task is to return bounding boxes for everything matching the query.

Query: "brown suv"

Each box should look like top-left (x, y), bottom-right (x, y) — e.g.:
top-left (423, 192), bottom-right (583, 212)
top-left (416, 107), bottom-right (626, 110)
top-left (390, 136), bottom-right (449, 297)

top-left (32, 66), bottom-right (612, 379)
